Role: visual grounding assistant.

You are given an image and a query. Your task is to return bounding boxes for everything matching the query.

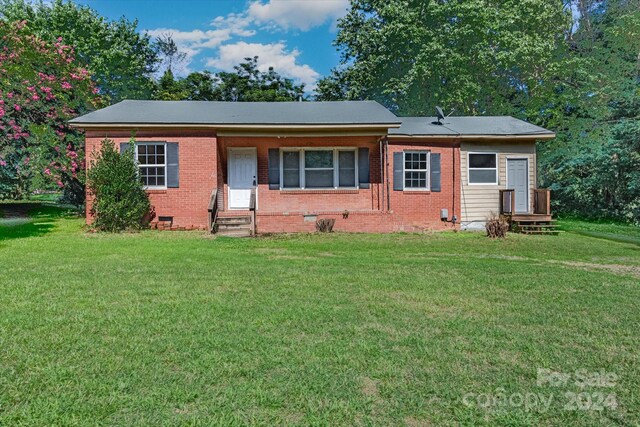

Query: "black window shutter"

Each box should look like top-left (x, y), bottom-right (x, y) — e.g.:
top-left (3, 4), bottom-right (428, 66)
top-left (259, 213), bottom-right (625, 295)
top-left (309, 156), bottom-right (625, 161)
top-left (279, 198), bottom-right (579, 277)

top-left (393, 152), bottom-right (404, 191)
top-left (430, 153), bottom-right (441, 192)
top-left (167, 143), bottom-right (179, 188)
top-left (268, 148), bottom-right (280, 190)
top-left (119, 143), bottom-right (130, 153)
top-left (358, 147), bottom-right (370, 189)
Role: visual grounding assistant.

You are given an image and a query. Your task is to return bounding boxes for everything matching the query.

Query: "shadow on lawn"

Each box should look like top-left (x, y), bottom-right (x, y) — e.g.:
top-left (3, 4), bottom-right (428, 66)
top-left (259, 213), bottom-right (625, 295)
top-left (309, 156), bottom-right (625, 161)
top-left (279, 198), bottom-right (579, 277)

top-left (0, 203), bottom-right (78, 241)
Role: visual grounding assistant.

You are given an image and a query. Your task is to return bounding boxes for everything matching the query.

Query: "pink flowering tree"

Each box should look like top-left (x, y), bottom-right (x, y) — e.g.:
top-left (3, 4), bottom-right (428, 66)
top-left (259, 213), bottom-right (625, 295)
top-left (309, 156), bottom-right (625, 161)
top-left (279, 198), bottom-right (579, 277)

top-left (0, 20), bottom-right (103, 201)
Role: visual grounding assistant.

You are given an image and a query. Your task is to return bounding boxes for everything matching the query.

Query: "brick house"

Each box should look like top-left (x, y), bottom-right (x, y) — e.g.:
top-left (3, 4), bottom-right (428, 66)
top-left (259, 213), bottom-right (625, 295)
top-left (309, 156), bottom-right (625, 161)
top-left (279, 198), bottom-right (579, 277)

top-left (70, 100), bottom-right (555, 235)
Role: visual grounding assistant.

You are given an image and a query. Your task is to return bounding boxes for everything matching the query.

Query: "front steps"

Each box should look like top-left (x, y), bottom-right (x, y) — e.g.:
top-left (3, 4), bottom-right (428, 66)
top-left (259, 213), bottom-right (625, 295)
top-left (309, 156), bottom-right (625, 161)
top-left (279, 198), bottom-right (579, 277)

top-left (510, 215), bottom-right (561, 235)
top-left (214, 215), bottom-right (252, 237)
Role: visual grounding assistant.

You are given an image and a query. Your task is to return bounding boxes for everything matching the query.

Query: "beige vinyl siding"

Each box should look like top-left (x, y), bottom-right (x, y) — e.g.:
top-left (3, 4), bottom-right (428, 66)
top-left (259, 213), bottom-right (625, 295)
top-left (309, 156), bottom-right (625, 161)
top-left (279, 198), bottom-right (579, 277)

top-left (460, 141), bottom-right (537, 226)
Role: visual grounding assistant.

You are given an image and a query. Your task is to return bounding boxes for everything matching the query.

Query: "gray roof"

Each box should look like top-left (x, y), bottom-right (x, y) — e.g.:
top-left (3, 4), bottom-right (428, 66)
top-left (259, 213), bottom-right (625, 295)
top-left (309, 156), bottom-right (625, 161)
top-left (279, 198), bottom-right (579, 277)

top-left (69, 100), bottom-right (401, 127)
top-left (390, 116), bottom-right (554, 138)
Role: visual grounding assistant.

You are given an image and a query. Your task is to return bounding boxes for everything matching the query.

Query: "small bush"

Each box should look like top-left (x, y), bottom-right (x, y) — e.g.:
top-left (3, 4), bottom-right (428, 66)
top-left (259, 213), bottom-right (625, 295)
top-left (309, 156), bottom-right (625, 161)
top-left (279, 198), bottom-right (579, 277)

top-left (87, 139), bottom-right (150, 232)
top-left (316, 218), bottom-right (335, 233)
top-left (486, 214), bottom-right (510, 239)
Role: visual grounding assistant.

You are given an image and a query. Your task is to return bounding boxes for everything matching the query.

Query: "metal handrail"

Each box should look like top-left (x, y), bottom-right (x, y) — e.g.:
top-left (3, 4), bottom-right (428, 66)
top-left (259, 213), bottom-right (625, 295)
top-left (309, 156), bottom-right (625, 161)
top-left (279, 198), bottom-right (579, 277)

top-left (249, 187), bottom-right (257, 236)
top-left (208, 189), bottom-right (218, 233)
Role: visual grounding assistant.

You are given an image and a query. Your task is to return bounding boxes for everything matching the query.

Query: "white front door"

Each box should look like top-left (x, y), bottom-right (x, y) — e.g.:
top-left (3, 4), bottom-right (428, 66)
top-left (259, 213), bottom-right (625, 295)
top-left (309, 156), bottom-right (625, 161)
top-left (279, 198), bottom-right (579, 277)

top-left (228, 148), bottom-right (257, 209)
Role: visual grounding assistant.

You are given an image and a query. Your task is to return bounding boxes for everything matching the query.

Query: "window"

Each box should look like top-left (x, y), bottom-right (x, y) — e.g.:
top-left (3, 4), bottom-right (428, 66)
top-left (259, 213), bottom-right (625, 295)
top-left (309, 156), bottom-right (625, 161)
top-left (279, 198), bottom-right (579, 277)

top-left (281, 148), bottom-right (358, 189)
top-left (404, 151), bottom-right (429, 190)
top-left (282, 151), bottom-right (300, 189)
top-left (136, 143), bottom-right (167, 188)
top-left (305, 150), bottom-right (334, 188)
top-left (338, 151), bottom-right (356, 187)
top-left (468, 153), bottom-right (498, 185)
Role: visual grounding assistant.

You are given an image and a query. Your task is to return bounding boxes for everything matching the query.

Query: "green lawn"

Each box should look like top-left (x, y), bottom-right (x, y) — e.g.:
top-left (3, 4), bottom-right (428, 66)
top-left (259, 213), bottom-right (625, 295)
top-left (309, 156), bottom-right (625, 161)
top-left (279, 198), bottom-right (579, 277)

top-left (1, 204), bottom-right (639, 426)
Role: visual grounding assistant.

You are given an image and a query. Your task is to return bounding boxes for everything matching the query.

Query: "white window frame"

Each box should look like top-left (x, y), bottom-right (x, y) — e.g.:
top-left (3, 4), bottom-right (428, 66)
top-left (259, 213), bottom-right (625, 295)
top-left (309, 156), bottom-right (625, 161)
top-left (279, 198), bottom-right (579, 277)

top-left (403, 150), bottom-right (430, 191)
top-left (136, 142), bottom-right (168, 190)
top-left (280, 147), bottom-right (359, 190)
top-left (467, 152), bottom-right (498, 185)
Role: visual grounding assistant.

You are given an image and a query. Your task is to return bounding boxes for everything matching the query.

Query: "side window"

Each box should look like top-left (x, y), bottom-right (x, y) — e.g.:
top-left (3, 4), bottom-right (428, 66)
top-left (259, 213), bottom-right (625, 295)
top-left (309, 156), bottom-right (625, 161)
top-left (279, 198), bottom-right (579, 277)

top-left (136, 143), bottom-right (167, 188)
top-left (468, 153), bottom-right (498, 185)
top-left (404, 151), bottom-right (430, 190)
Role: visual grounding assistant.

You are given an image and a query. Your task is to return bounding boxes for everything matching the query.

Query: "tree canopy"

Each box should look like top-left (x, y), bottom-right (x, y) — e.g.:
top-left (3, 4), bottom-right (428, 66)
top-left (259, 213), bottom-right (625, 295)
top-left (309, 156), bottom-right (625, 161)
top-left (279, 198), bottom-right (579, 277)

top-left (0, 20), bottom-right (102, 201)
top-left (0, 0), bottom-right (158, 101)
top-left (153, 56), bottom-right (306, 102)
top-left (317, 0), bottom-right (575, 117)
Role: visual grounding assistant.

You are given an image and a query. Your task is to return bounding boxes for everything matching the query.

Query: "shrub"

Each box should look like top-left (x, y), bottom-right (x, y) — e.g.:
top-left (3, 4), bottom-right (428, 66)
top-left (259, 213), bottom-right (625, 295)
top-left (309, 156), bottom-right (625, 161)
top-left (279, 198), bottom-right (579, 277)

top-left (87, 139), bottom-right (150, 232)
top-left (486, 213), bottom-right (510, 239)
top-left (316, 218), bottom-right (335, 233)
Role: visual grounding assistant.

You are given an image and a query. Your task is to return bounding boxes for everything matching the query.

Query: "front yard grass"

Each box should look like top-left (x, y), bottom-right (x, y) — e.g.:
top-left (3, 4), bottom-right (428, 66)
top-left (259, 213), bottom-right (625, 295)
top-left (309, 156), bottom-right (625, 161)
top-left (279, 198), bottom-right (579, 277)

top-left (1, 204), bottom-right (639, 425)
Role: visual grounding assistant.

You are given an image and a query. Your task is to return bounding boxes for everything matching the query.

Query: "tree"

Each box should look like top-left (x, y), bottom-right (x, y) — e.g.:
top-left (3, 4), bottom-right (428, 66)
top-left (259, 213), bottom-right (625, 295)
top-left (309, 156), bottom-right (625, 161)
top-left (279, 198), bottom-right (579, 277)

top-left (538, 0), bottom-right (640, 222)
top-left (181, 71), bottom-right (219, 101)
top-left (0, 20), bottom-right (102, 201)
top-left (154, 69), bottom-right (188, 101)
top-left (0, 0), bottom-right (159, 101)
top-left (314, 69), bottom-right (351, 101)
top-left (87, 138), bottom-right (151, 232)
top-left (318, 0), bottom-right (574, 116)
top-left (155, 32), bottom-right (187, 74)
top-left (152, 57), bottom-right (306, 102)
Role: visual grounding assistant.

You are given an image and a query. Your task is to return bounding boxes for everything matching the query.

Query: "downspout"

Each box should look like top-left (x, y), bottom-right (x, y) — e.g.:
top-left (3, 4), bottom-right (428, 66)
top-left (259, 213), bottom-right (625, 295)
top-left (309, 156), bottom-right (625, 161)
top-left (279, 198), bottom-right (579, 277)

top-left (385, 137), bottom-right (390, 212)
top-left (379, 138), bottom-right (384, 212)
top-left (452, 142), bottom-right (457, 228)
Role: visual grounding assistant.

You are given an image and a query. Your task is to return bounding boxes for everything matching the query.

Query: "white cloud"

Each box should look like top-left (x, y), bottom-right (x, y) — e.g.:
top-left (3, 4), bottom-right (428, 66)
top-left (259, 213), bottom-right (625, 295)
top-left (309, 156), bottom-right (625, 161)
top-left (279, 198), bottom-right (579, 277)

top-left (146, 2), bottom-right (334, 85)
top-left (206, 42), bottom-right (320, 88)
top-left (146, 15), bottom-right (256, 75)
top-left (247, 0), bottom-right (349, 31)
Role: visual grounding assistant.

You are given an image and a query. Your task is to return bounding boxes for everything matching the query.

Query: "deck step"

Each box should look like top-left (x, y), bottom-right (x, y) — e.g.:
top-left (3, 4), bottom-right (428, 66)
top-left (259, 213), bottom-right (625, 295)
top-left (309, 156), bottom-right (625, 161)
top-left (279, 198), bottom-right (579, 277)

top-left (521, 230), bottom-right (563, 235)
top-left (509, 214), bottom-right (559, 236)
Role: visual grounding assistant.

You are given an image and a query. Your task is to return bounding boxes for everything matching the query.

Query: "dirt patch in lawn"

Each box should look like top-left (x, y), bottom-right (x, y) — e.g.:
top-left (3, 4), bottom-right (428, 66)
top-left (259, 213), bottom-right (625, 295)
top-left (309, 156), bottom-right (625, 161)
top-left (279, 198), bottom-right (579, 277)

top-left (361, 377), bottom-right (382, 401)
top-left (549, 260), bottom-right (640, 279)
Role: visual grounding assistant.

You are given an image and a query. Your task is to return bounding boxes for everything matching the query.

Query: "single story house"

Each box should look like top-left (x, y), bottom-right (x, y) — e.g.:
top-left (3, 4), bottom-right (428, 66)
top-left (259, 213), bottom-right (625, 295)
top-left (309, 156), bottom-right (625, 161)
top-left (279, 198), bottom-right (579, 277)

top-left (70, 100), bottom-right (555, 235)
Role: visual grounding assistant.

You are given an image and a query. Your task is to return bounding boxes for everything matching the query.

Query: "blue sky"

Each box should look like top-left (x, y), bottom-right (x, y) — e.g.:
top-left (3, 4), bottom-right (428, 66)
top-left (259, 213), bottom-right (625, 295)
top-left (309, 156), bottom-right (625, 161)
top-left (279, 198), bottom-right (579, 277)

top-left (74, 0), bottom-right (349, 89)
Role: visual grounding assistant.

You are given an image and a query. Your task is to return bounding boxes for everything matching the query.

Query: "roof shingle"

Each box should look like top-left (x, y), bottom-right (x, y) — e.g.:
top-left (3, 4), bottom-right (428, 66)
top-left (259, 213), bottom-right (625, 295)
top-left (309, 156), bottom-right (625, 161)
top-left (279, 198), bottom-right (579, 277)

top-left (69, 100), bottom-right (401, 127)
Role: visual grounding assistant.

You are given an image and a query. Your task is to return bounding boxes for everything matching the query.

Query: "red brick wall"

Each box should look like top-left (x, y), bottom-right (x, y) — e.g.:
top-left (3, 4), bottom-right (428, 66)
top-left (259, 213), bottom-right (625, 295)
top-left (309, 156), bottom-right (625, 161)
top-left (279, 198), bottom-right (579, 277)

top-left (85, 129), bottom-right (217, 229)
top-left (218, 135), bottom-right (384, 212)
top-left (385, 140), bottom-right (461, 232)
top-left (218, 136), bottom-right (460, 233)
top-left (84, 130), bottom-right (461, 233)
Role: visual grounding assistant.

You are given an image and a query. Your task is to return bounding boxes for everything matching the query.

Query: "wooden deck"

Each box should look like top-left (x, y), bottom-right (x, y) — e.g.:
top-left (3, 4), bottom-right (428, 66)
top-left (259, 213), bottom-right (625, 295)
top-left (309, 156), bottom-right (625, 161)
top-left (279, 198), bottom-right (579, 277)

top-left (511, 213), bottom-right (553, 222)
top-left (500, 189), bottom-right (558, 235)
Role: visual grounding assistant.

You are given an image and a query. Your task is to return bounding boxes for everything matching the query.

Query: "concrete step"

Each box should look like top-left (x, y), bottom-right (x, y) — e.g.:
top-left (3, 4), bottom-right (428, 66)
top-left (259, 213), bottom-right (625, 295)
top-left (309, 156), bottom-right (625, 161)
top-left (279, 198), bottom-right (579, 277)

top-left (216, 228), bottom-right (252, 237)
top-left (217, 223), bottom-right (251, 230)
top-left (217, 216), bottom-right (251, 225)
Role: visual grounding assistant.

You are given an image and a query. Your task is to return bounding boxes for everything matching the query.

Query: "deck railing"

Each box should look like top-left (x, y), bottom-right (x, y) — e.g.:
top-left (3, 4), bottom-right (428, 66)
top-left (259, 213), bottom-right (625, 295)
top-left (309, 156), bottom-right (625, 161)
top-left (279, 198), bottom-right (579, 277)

top-left (533, 189), bottom-right (551, 215)
top-left (500, 188), bottom-right (551, 216)
top-left (499, 189), bottom-right (515, 215)
top-left (208, 189), bottom-right (218, 233)
top-left (249, 187), bottom-right (257, 236)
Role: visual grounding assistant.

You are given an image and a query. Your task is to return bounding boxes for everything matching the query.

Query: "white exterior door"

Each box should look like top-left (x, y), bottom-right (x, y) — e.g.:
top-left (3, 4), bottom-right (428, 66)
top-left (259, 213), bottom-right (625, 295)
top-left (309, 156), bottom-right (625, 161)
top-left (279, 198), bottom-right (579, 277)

top-left (228, 148), bottom-right (257, 209)
top-left (507, 159), bottom-right (529, 214)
